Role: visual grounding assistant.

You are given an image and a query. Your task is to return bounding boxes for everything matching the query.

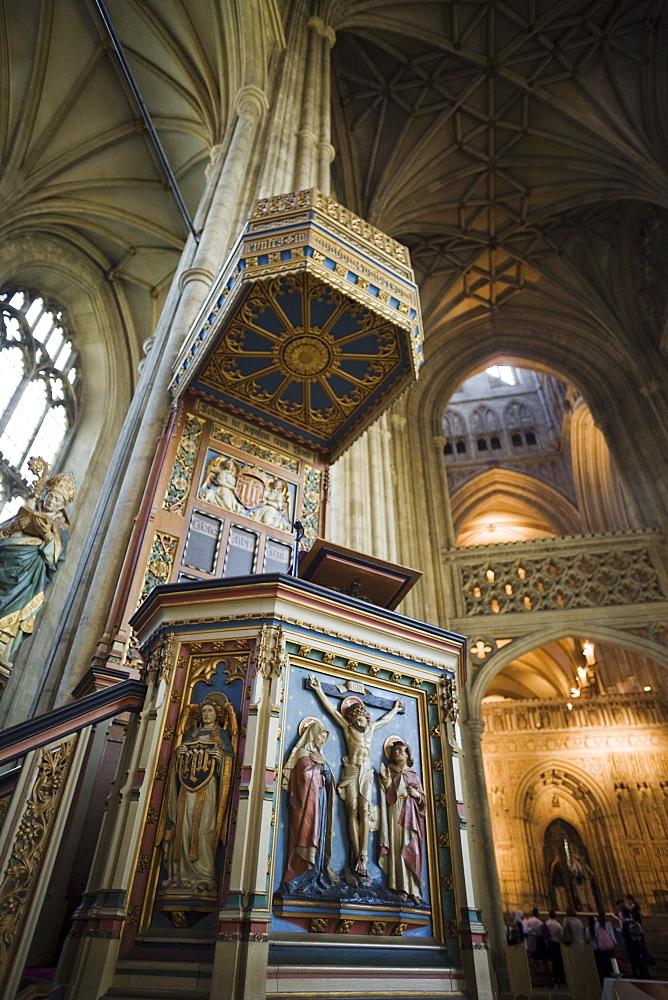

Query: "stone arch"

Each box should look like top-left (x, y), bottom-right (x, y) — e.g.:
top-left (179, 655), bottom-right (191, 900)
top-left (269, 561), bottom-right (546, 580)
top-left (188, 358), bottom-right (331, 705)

top-left (509, 759), bottom-right (612, 911)
top-left (470, 626), bottom-right (668, 718)
top-left (514, 758), bottom-right (607, 821)
top-left (569, 398), bottom-right (640, 532)
top-left (412, 309), bottom-right (640, 440)
top-left (450, 468), bottom-right (583, 544)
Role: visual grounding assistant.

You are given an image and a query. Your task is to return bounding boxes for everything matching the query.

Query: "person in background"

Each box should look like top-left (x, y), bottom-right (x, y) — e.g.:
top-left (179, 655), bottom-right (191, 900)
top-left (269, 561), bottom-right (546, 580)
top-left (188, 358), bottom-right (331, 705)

top-left (545, 910), bottom-right (565, 986)
top-left (507, 910), bottom-right (525, 946)
top-left (586, 911), bottom-right (616, 983)
top-left (625, 895), bottom-right (642, 924)
top-left (524, 907), bottom-right (545, 955)
top-left (620, 906), bottom-right (652, 979)
top-left (562, 906), bottom-right (585, 950)
top-left (615, 899), bottom-right (626, 931)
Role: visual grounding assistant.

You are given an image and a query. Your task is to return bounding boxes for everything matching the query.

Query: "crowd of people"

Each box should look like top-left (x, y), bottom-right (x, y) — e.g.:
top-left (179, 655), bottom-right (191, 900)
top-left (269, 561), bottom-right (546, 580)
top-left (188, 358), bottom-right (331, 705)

top-left (507, 895), bottom-right (654, 986)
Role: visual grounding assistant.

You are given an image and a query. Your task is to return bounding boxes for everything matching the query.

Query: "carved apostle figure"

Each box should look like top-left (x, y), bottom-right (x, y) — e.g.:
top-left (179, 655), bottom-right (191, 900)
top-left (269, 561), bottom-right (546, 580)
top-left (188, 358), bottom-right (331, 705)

top-left (281, 717), bottom-right (338, 891)
top-left (160, 694), bottom-right (237, 894)
top-left (0, 464), bottom-right (75, 659)
top-left (307, 676), bottom-right (403, 879)
top-left (378, 736), bottom-right (425, 904)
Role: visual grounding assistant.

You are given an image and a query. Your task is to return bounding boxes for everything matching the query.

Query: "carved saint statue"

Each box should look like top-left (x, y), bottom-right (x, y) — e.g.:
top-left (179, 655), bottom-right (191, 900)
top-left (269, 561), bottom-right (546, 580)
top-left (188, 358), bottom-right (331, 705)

top-left (160, 694), bottom-right (238, 894)
top-left (0, 463), bottom-right (76, 659)
top-left (378, 736), bottom-right (425, 904)
top-left (281, 717), bottom-right (338, 891)
top-left (308, 675), bottom-right (403, 879)
top-left (198, 455), bottom-right (242, 514)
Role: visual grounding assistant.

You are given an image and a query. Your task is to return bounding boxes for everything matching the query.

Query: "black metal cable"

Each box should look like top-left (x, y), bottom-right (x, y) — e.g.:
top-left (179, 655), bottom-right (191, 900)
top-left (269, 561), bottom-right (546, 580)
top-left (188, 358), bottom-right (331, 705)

top-left (92, 0), bottom-right (200, 244)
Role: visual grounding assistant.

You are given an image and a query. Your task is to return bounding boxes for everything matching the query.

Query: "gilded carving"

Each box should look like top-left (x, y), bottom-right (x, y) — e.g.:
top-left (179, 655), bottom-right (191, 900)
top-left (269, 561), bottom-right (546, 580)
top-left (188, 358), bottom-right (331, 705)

top-left (251, 624), bottom-right (286, 680)
top-left (199, 273), bottom-right (403, 440)
top-left (0, 738), bottom-right (76, 983)
top-left (310, 917), bottom-right (328, 933)
top-left (162, 414), bottom-right (204, 514)
top-left (139, 531), bottom-right (179, 604)
top-left (144, 633), bottom-right (175, 686)
top-left (442, 677), bottom-right (459, 723)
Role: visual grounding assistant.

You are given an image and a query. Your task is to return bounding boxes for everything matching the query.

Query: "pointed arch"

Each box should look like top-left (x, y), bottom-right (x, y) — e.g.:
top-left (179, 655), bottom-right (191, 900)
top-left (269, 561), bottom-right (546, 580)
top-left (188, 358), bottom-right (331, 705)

top-left (451, 468), bottom-right (583, 546)
top-left (471, 626), bottom-right (668, 718)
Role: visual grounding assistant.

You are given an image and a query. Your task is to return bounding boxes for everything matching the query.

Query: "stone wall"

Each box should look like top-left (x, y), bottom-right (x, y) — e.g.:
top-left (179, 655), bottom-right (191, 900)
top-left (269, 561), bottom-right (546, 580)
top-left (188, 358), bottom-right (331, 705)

top-left (481, 691), bottom-right (668, 915)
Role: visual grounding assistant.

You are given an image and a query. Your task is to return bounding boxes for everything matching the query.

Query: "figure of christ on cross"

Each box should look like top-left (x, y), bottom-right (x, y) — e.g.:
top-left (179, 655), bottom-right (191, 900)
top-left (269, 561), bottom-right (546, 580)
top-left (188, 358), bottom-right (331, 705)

top-left (307, 675), bottom-right (404, 879)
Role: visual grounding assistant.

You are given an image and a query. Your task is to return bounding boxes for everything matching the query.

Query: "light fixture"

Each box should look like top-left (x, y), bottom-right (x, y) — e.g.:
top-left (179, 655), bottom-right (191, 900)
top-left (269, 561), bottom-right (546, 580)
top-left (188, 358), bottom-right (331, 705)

top-left (570, 687), bottom-right (581, 698)
top-left (567, 702), bottom-right (573, 710)
top-left (582, 641), bottom-right (596, 666)
top-left (577, 665), bottom-right (588, 685)
top-left (644, 685), bottom-right (651, 692)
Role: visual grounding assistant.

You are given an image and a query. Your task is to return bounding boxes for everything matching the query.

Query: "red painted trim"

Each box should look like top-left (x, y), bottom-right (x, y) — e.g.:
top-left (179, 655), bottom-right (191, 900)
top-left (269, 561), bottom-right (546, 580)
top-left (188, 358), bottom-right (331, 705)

top-left (0, 690), bottom-right (145, 766)
top-left (107, 406), bottom-right (179, 638)
top-left (133, 578), bottom-right (462, 658)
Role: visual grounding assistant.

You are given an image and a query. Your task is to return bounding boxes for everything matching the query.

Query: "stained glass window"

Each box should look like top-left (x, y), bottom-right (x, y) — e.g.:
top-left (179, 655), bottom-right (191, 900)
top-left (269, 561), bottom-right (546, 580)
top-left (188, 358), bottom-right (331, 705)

top-left (0, 290), bottom-right (79, 520)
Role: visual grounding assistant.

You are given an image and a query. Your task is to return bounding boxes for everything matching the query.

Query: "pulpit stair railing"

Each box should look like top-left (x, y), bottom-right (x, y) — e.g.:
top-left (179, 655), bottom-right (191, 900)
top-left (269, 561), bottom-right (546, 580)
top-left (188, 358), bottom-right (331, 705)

top-left (0, 679), bottom-right (146, 1000)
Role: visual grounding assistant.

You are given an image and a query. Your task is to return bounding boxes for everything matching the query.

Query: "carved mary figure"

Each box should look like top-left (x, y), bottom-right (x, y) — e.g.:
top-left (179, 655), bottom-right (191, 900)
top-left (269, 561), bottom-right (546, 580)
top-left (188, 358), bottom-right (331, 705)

top-left (161, 693), bottom-right (237, 894)
top-left (281, 717), bottom-right (338, 892)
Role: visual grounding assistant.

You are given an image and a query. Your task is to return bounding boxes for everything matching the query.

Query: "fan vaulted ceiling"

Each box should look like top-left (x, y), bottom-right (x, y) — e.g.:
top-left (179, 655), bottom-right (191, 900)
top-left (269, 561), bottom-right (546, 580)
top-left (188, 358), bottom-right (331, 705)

top-left (1, 0), bottom-right (667, 365)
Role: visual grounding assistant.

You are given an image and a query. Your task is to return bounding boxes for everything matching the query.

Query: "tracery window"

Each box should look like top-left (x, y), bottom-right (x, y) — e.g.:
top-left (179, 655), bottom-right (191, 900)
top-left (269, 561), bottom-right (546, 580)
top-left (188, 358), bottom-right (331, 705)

top-left (443, 409), bottom-right (467, 457)
top-left (471, 405), bottom-right (501, 452)
top-left (0, 290), bottom-right (79, 520)
top-left (506, 400), bottom-right (537, 448)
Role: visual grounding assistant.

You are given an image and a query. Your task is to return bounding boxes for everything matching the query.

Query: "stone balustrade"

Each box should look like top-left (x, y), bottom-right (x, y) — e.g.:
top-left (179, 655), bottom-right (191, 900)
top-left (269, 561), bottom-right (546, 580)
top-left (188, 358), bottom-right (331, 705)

top-left (445, 529), bottom-right (668, 618)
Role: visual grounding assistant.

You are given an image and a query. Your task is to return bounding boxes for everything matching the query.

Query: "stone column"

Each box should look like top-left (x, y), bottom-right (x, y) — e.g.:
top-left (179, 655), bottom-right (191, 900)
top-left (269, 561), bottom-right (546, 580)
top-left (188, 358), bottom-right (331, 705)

top-left (293, 16), bottom-right (335, 193)
top-left (316, 22), bottom-right (336, 194)
top-left (192, 86), bottom-right (269, 283)
top-left (367, 418), bottom-right (398, 562)
top-left (460, 716), bottom-right (509, 992)
top-left (294, 18), bottom-right (321, 190)
top-left (41, 86), bottom-right (268, 714)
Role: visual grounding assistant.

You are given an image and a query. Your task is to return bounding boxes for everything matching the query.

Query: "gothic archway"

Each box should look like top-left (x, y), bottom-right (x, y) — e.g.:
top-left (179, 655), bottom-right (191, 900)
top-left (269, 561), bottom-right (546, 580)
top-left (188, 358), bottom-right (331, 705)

top-left (544, 818), bottom-right (600, 914)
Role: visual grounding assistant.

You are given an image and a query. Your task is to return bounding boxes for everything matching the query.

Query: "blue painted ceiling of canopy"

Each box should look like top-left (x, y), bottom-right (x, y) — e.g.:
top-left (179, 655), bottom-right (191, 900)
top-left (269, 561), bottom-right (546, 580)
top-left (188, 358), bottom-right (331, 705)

top-left (192, 272), bottom-right (410, 456)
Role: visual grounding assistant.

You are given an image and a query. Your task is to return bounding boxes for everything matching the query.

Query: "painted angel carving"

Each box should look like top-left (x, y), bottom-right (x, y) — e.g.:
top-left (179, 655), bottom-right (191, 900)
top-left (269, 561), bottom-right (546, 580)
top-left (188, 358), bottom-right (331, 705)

top-left (159, 693), bottom-right (238, 894)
